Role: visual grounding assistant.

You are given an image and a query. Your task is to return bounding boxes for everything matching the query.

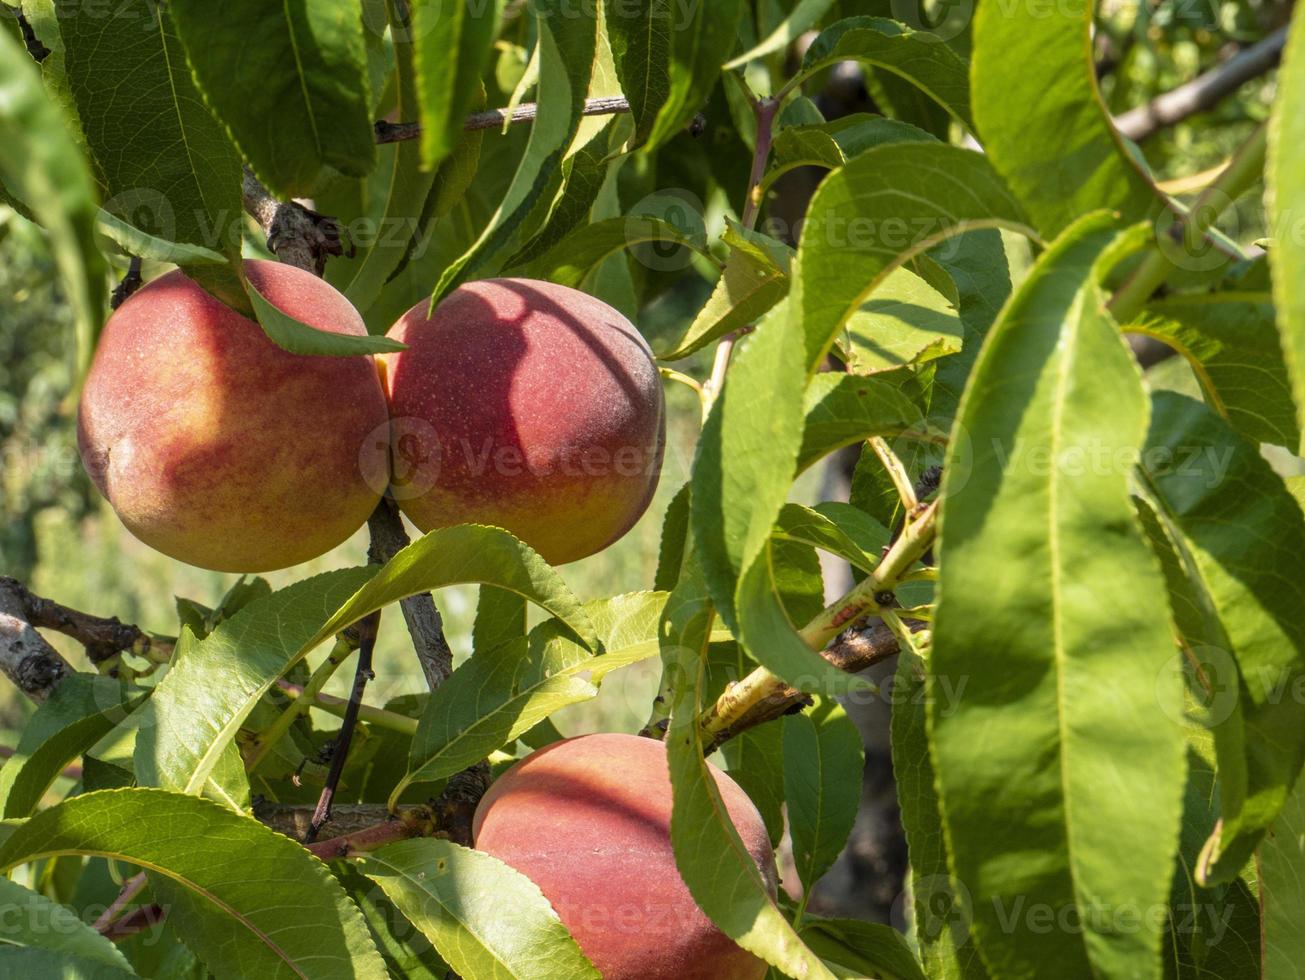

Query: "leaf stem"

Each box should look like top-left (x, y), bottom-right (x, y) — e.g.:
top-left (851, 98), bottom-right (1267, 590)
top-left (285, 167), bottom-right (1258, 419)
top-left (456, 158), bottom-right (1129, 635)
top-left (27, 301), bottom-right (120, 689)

top-left (1108, 121), bottom-right (1267, 324)
top-left (273, 678), bottom-right (418, 737)
top-left (868, 436), bottom-right (919, 512)
top-left (698, 501), bottom-right (939, 740)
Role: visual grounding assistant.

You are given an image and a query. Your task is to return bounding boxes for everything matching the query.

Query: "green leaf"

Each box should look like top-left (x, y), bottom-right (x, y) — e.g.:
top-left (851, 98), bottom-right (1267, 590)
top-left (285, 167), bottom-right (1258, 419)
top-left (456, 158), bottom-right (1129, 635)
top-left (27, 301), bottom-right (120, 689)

top-left (333, 864), bottom-right (451, 979)
top-left (305, 524), bottom-right (599, 654)
top-left (662, 555), bottom-right (833, 978)
top-left (719, 724), bottom-right (786, 849)
top-left (357, 838), bottom-right (599, 979)
top-left (1261, 775), bottom-right (1305, 978)
top-left (783, 696), bottom-right (863, 893)
top-left (760, 115), bottom-right (930, 200)
top-left (0, 27), bottom-right (104, 376)
top-left (774, 503), bottom-right (878, 573)
top-left (642, 0), bottom-right (745, 151)
top-left (94, 210), bottom-right (227, 266)
top-left (890, 644), bottom-right (989, 980)
top-left (0, 948), bottom-right (137, 979)
top-left (799, 916), bottom-right (928, 980)
top-left (473, 586), bottom-right (528, 656)
top-left (1139, 392), bottom-right (1305, 884)
top-left (429, 0), bottom-right (596, 301)
top-left (842, 265), bottom-right (962, 374)
top-left (394, 592), bottom-right (672, 802)
top-left (134, 569), bottom-right (375, 797)
top-left (243, 274), bottom-right (407, 356)
top-left (57, 0), bottom-right (244, 298)
top-left (793, 18), bottom-right (973, 132)
top-left (170, 0), bottom-right (375, 197)
top-left (931, 215), bottom-right (1184, 978)
top-left (658, 221), bottom-right (791, 361)
top-left (412, 0), bottom-right (500, 170)
top-left (1268, 14), bottom-right (1305, 453)
top-left (328, 11), bottom-right (441, 314)
top-left (1128, 294), bottom-right (1297, 448)
top-left (797, 371), bottom-right (926, 472)
top-left (971, 0), bottom-right (1156, 236)
top-left (0, 877), bottom-right (132, 970)
top-left (655, 482), bottom-right (693, 592)
top-left (0, 674), bottom-right (146, 818)
top-left (604, 0), bottom-right (670, 147)
top-left (524, 214), bottom-right (713, 289)
top-left (724, 0), bottom-right (836, 68)
top-left (0, 789), bottom-right (387, 980)
top-left (795, 142), bottom-right (1035, 373)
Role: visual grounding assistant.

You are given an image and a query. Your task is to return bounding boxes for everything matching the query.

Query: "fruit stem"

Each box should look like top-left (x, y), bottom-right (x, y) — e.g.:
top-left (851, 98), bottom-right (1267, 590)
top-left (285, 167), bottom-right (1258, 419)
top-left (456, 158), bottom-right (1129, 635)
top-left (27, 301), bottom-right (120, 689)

top-left (698, 501), bottom-right (939, 741)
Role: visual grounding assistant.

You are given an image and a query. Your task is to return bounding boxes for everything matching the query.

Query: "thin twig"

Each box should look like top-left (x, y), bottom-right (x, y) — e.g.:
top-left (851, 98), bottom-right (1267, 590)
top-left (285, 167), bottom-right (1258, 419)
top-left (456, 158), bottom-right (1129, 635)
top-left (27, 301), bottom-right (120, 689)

top-left (274, 677), bottom-right (418, 736)
top-left (375, 95), bottom-right (631, 144)
top-left (1114, 28), bottom-right (1287, 142)
top-left (304, 611), bottom-right (380, 844)
top-left (93, 872), bottom-right (148, 934)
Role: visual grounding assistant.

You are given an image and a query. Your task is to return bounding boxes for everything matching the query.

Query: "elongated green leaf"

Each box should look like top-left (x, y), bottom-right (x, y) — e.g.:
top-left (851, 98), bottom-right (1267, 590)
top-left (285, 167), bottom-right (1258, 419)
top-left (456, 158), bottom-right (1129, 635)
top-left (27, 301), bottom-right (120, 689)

top-left (658, 222), bottom-right (791, 361)
top-left (135, 569), bottom-right (374, 797)
top-left (891, 643), bottom-right (989, 980)
top-left (798, 371), bottom-right (926, 472)
top-left (663, 555), bottom-right (833, 978)
top-left (795, 142), bottom-right (1034, 373)
top-left (690, 304), bottom-right (804, 633)
top-left (412, 0), bottom-right (500, 170)
top-left (783, 696), bottom-right (863, 892)
top-left (358, 838), bottom-right (599, 979)
top-left (0, 27), bottom-right (103, 375)
top-left (1261, 775), bottom-right (1305, 978)
top-left (1268, 14), bottom-right (1305, 453)
top-left (0, 789), bottom-right (387, 980)
top-left (971, 0), bottom-right (1156, 236)
top-left (800, 916), bottom-right (928, 980)
top-left (604, 0), bottom-right (670, 147)
top-left (430, 0), bottom-right (596, 301)
top-left (329, 12), bottom-right (439, 314)
top-left (56, 0), bottom-right (244, 301)
top-left (0, 877), bottom-right (131, 970)
top-left (0, 948), bottom-right (137, 979)
top-left (170, 0), bottom-right (375, 197)
top-left (725, 0), bottom-right (836, 68)
top-left (95, 210), bottom-right (226, 266)
top-left (243, 276), bottom-right (406, 355)
top-left (1129, 294), bottom-right (1296, 448)
top-left (395, 593), bottom-right (677, 800)
top-left (0, 674), bottom-right (145, 818)
top-left (333, 864), bottom-right (451, 979)
top-left (931, 215), bottom-right (1184, 978)
top-left (643, 0), bottom-right (745, 150)
top-left (524, 214), bottom-right (713, 289)
top-left (761, 115), bottom-right (930, 200)
top-left (794, 18), bottom-right (973, 131)
top-left (842, 265), bottom-right (962, 374)
top-left (775, 504), bottom-right (877, 573)
top-left (719, 724), bottom-right (786, 849)
top-left (1139, 392), bottom-right (1305, 884)
top-left (306, 524), bottom-right (598, 653)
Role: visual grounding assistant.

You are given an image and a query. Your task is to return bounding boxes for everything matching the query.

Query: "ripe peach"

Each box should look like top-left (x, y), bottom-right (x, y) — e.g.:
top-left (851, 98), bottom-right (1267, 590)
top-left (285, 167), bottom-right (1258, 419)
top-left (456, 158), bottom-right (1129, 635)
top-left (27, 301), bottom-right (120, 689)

top-left (380, 279), bottom-right (665, 564)
top-left (472, 733), bottom-right (775, 980)
top-left (77, 261), bottom-right (389, 572)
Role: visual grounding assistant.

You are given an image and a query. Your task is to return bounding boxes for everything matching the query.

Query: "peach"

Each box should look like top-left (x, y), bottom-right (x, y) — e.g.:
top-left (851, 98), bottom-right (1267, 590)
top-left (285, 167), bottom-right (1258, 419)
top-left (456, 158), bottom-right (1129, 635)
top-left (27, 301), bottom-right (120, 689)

top-left (472, 733), bottom-right (775, 980)
top-left (77, 261), bottom-right (389, 572)
top-left (380, 279), bottom-right (665, 564)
